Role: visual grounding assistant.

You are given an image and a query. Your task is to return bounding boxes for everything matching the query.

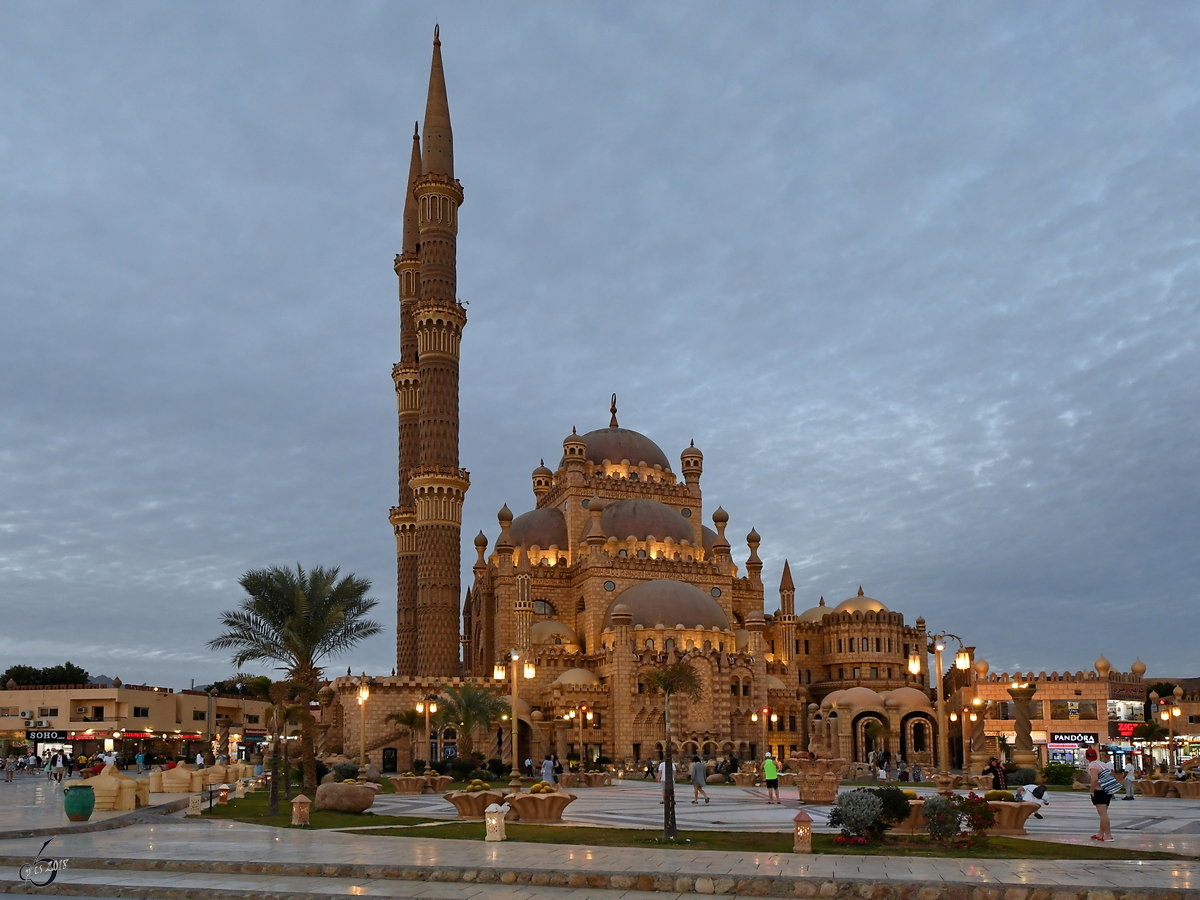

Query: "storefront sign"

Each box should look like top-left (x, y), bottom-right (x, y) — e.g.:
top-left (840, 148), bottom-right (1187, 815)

top-left (119, 732), bottom-right (155, 739)
top-left (242, 728), bottom-right (267, 736)
top-left (1114, 722), bottom-right (1138, 738)
top-left (1050, 732), bottom-right (1098, 745)
top-left (25, 730), bottom-right (68, 742)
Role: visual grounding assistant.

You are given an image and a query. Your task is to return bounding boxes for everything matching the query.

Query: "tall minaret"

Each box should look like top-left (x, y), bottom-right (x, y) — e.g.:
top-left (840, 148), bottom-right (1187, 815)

top-left (777, 560), bottom-right (796, 666)
top-left (390, 123), bottom-right (423, 675)
top-left (411, 25), bottom-right (469, 676)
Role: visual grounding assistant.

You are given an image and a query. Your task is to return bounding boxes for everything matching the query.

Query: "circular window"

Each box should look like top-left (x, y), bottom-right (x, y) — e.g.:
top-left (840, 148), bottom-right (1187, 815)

top-left (582, 498), bottom-right (590, 509)
top-left (710, 587), bottom-right (722, 598)
top-left (604, 581), bottom-right (616, 592)
top-left (618, 549), bottom-right (627, 557)
top-left (637, 549), bottom-right (647, 558)
top-left (681, 508), bottom-right (692, 518)
top-left (629, 472), bottom-right (639, 481)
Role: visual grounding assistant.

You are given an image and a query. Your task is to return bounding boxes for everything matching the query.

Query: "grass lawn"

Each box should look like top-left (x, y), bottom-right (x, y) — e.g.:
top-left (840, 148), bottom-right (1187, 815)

top-left (344, 822), bottom-right (1183, 860)
top-left (201, 789), bottom-right (435, 830)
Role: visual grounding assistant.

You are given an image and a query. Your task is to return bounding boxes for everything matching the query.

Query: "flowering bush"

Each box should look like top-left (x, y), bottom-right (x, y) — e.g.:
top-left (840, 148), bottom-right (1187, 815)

top-left (828, 789), bottom-right (883, 839)
top-left (833, 835), bottom-right (870, 845)
top-left (924, 792), bottom-right (996, 847)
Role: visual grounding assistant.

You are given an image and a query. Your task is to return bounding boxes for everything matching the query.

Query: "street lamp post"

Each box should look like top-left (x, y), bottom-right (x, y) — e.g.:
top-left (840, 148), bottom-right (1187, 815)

top-left (207, 687), bottom-right (218, 764)
top-left (1154, 686), bottom-right (1185, 770)
top-left (565, 703), bottom-right (592, 769)
top-left (920, 633), bottom-right (971, 775)
top-left (414, 695), bottom-right (438, 765)
top-left (356, 675), bottom-right (371, 767)
top-left (495, 651), bottom-right (534, 791)
top-left (751, 707), bottom-right (772, 761)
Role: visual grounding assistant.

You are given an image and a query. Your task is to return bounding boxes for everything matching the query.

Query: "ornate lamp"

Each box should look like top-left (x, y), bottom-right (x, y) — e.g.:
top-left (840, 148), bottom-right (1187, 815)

top-left (484, 802), bottom-right (507, 841)
top-left (290, 793), bottom-right (311, 827)
top-left (792, 810), bottom-right (813, 853)
top-left (523, 661), bottom-right (536, 680)
top-left (217, 784), bottom-right (230, 805)
top-left (493, 664), bottom-right (506, 681)
top-left (908, 651), bottom-right (922, 675)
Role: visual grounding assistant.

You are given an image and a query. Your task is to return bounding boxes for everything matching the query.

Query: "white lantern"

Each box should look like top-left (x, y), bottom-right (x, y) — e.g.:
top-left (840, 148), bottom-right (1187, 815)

top-left (792, 810), bottom-right (813, 853)
top-left (485, 802), bottom-right (508, 841)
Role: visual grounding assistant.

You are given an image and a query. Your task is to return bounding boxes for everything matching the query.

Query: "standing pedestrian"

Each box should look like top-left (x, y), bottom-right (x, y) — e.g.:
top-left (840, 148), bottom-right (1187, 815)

top-left (4, 755), bottom-right (16, 782)
top-left (690, 756), bottom-right (710, 804)
top-left (1086, 747), bottom-right (1115, 841)
top-left (540, 754), bottom-right (553, 785)
top-left (195, 751), bottom-right (205, 769)
top-left (762, 752), bottom-right (780, 804)
top-left (883, 759), bottom-right (893, 782)
top-left (136, 751), bottom-right (145, 775)
top-left (51, 750), bottom-right (66, 783)
top-left (912, 762), bottom-right (923, 784)
top-left (1122, 759), bottom-right (1136, 800)
top-left (983, 757), bottom-right (1007, 790)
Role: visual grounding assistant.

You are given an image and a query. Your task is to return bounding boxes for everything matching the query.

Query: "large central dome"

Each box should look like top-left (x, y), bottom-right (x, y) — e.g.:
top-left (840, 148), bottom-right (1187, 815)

top-left (573, 426), bottom-right (672, 471)
top-left (594, 499), bottom-right (695, 544)
top-left (603, 579), bottom-right (730, 630)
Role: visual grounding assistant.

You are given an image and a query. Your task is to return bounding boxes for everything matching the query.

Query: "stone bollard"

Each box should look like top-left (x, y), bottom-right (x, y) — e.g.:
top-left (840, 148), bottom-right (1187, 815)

top-left (217, 784), bottom-right (230, 804)
top-left (186, 794), bottom-right (203, 817)
top-left (233, 781), bottom-right (245, 799)
top-left (291, 794), bottom-right (312, 827)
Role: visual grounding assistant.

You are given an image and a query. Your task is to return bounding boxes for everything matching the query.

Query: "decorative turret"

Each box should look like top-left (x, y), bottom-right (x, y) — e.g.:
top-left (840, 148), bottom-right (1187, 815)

top-left (680, 440), bottom-right (703, 495)
top-left (532, 460), bottom-right (553, 499)
top-left (1130, 658), bottom-right (1146, 677)
top-left (514, 543), bottom-right (533, 653)
top-left (562, 427), bottom-right (587, 485)
top-left (710, 506), bottom-right (732, 569)
top-left (473, 530), bottom-right (488, 567)
top-left (584, 496), bottom-right (607, 552)
top-left (1094, 654), bottom-right (1111, 678)
top-left (777, 560), bottom-right (796, 665)
top-left (495, 504), bottom-right (514, 564)
top-left (745, 528), bottom-right (762, 585)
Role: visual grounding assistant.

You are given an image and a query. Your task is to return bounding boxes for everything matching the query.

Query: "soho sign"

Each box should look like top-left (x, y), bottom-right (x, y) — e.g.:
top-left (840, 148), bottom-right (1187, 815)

top-left (1051, 732), bottom-right (1099, 745)
top-left (25, 730), bottom-right (69, 742)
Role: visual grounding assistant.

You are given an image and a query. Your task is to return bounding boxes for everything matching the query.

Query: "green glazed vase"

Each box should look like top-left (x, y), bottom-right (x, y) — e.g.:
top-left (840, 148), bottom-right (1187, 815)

top-left (63, 784), bottom-right (96, 822)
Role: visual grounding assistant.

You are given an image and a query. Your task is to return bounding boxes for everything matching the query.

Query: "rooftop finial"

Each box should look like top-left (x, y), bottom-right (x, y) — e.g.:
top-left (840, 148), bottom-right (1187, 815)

top-left (610, 393), bottom-right (618, 427)
top-left (858, 586), bottom-right (864, 596)
top-left (433, 23), bottom-right (440, 44)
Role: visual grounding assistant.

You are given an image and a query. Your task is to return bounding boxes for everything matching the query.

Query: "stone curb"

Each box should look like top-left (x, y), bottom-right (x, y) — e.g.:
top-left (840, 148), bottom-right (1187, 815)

top-left (0, 856), bottom-right (1195, 899)
top-left (0, 799), bottom-right (191, 841)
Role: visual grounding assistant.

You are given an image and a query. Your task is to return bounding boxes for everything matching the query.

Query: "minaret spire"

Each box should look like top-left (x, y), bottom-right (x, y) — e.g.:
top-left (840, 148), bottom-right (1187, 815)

top-left (422, 24), bottom-right (453, 178)
top-left (402, 122), bottom-right (421, 256)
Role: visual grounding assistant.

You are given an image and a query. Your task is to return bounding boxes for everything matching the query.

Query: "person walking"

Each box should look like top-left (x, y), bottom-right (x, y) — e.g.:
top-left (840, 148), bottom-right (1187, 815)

top-left (912, 762), bottom-right (923, 784)
top-left (51, 750), bottom-right (66, 783)
top-left (4, 755), bottom-right (16, 782)
top-left (1086, 747), bottom-right (1115, 841)
top-left (540, 755), bottom-right (554, 785)
top-left (762, 752), bottom-right (780, 804)
top-left (195, 751), bottom-right (205, 769)
top-left (690, 756), bottom-right (710, 804)
top-left (135, 751), bottom-right (145, 775)
top-left (1122, 759), bottom-right (1136, 800)
top-left (983, 757), bottom-right (1007, 790)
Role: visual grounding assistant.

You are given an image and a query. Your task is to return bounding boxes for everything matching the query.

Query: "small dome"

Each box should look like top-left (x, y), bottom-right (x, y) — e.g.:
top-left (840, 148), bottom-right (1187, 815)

top-left (474, 531), bottom-right (488, 549)
top-left (834, 591), bottom-right (889, 615)
top-left (712, 506), bottom-right (729, 524)
top-left (734, 628), bottom-right (750, 651)
top-left (766, 675), bottom-right (787, 691)
top-left (595, 498), bottom-right (694, 544)
top-left (821, 689), bottom-right (845, 709)
top-left (570, 426), bottom-right (671, 471)
top-left (510, 507), bottom-right (568, 548)
top-left (533, 460), bottom-right (553, 477)
top-left (530, 620), bottom-right (579, 647)
top-left (513, 697), bottom-right (532, 716)
top-left (974, 658), bottom-right (990, 676)
top-left (681, 441), bottom-right (703, 460)
top-left (498, 504), bottom-right (513, 524)
top-left (603, 579), bottom-right (730, 630)
top-left (1094, 655), bottom-right (1111, 676)
top-left (836, 686), bottom-right (884, 709)
top-left (552, 667), bottom-right (600, 686)
top-left (1131, 658), bottom-right (1147, 676)
top-left (746, 528), bottom-right (760, 544)
top-left (798, 597), bottom-right (828, 623)
top-left (885, 686), bottom-right (933, 709)
top-left (701, 525), bottom-right (718, 555)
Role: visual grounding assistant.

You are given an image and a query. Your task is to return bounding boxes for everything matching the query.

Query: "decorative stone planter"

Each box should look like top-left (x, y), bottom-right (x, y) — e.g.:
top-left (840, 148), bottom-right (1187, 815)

top-left (705, 773), bottom-right (728, 784)
top-left (797, 772), bottom-right (840, 804)
top-left (778, 772), bottom-right (796, 787)
top-left (732, 772), bottom-right (758, 786)
top-left (389, 775), bottom-right (428, 795)
top-left (893, 798), bottom-right (925, 834)
top-left (63, 784), bottom-right (95, 822)
top-left (425, 774), bottom-right (454, 794)
top-left (506, 790), bottom-right (576, 823)
top-left (148, 770), bottom-right (164, 793)
top-left (559, 773), bottom-right (582, 788)
top-left (1174, 781), bottom-right (1200, 799)
top-left (443, 789), bottom-right (508, 819)
top-left (1138, 779), bottom-right (1173, 798)
top-left (314, 782), bottom-right (376, 813)
top-left (986, 800), bottom-right (1041, 836)
top-left (583, 771), bottom-right (611, 787)
top-left (931, 773), bottom-right (963, 795)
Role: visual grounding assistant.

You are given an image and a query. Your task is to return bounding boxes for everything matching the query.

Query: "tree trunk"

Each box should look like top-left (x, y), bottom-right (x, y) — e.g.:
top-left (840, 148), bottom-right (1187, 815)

top-left (293, 670), bottom-right (319, 796)
top-left (663, 695), bottom-right (678, 840)
top-left (268, 716), bottom-right (280, 817)
top-left (283, 728), bottom-right (293, 801)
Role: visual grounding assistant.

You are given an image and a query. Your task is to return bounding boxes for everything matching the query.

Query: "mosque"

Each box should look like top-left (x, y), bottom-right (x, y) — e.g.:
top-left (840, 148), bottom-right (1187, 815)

top-left (327, 30), bottom-right (942, 771)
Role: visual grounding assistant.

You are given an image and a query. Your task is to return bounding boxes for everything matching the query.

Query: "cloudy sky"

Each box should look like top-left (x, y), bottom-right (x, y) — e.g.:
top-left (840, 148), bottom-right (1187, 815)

top-left (2, 2), bottom-right (1197, 688)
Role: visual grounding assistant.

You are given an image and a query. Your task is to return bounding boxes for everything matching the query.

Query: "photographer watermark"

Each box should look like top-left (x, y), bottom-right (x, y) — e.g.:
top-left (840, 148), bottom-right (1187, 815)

top-left (18, 839), bottom-right (70, 887)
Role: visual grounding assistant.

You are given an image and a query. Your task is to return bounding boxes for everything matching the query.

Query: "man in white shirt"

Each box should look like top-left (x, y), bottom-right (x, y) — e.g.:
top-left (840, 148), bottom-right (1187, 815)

top-left (1122, 761), bottom-right (1136, 800)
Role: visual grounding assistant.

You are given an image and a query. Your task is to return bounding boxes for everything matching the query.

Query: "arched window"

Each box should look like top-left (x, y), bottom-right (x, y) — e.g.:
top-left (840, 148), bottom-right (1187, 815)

top-left (533, 600), bottom-right (555, 615)
top-left (645, 639), bottom-right (655, 650)
top-left (664, 639), bottom-right (675, 650)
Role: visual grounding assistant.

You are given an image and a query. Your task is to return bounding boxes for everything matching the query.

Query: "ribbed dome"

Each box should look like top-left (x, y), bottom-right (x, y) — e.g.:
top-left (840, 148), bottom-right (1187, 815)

top-left (596, 499), bottom-right (694, 544)
top-left (881, 687), bottom-right (932, 709)
top-left (798, 598), bottom-right (829, 622)
top-left (510, 507), bottom-right (568, 549)
top-left (552, 667), bottom-right (600, 686)
top-left (530, 620), bottom-right (579, 646)
top-left (573, 427), bottom-right (672, 471)
top-left (834, 589), bottom-right (889, 615)
top-left (602, 579), bottom-right (730, 630)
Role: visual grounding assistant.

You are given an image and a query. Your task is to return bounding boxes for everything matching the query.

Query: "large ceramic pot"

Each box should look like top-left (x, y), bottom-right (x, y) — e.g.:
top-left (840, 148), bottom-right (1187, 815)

top-left (1175, 781), bottom-right (1200, 799)
top-left (63, 784), bottom-right (96, 822)
top-left (389, 775), bottom-right (428, 795)
top-left (425, 774), bottom-right (454, 793)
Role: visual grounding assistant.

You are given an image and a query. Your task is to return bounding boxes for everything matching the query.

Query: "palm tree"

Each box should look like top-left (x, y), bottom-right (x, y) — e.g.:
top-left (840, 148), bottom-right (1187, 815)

top-left (1132, 721), bottom-right (1169, 741)
top-left (435, 683), bottom-right (509, 759)
top-left (385, 709), bottom-right (424, 768)
top-left (208, 564), bottom-right (382, 794)
top-left (647, 661), bottom-right (702, 841)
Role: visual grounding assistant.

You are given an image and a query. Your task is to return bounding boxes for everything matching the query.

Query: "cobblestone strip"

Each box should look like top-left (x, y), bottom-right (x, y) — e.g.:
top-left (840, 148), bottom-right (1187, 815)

top-left (0, 799), bottom-right (191, 842)
top-left (0, 856), bottom-right (1195, 899)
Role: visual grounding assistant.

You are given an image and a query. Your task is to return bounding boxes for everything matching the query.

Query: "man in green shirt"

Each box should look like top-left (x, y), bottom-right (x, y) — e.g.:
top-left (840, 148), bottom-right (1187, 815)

top-left (762, 752), bottom-right (780, 804)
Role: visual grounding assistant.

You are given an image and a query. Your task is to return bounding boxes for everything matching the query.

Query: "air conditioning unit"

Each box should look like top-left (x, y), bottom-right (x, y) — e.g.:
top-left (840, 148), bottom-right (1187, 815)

top-left (24, 720), bottom-right (34, 727)
top-left (36, 720), bottom-right (50, 727)
top-left (76, 707), bottom-right (87, 714)
top-left (19, 710), bottom-right (31, 719)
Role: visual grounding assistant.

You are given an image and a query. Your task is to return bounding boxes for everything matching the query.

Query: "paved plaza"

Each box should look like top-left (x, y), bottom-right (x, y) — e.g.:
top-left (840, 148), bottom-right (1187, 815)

top-left (1, 776), bottom-right (1199, 898)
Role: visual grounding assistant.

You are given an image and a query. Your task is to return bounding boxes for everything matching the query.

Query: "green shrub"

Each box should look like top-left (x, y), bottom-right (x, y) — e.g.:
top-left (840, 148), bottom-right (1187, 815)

top-left (1006, 767), bottom-right (1037, 786)
top-left (487, 758), bottom-right (506, 777)
top-left (468, 769), bottom-right (494, 782)
top-left (984, 790), bottom-right (1015, 802)
top-left (828, 789), bottom-right (884, 840)
top-left (430, 760), bottom-right (450, 776)
top-left (870, 786), bottom-right (912, 828)
top-left (925, 792), bottom-right (995, 847)
top-left (411, 759), bottom-right (426, 775)
top-left (596, 755), bottom-right (612, 765)
top-left (448, 758), bottom-right (474, 781)
top-left (1041, 762), bottom-right (1076, 786)
top-left (330, 762), bottom-right (359, 782)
